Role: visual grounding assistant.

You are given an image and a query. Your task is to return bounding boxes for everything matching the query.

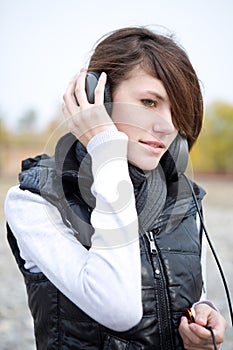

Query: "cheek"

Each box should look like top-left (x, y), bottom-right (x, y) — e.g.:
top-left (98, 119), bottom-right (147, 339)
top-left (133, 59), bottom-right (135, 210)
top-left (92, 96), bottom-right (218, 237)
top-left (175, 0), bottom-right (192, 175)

top-left (111, 103), bottom-right (145, 126)
top-left (113, 123), bottom-right (139, 140)
top-left (111, 105), bottom-right (143, 138)
top-left (168, 129), bottom-right (179, 145)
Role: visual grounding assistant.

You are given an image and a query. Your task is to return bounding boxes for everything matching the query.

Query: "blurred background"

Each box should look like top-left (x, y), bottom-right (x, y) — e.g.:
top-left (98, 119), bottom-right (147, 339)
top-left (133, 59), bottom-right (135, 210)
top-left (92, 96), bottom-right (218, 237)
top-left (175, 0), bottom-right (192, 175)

top-left (0, 0), bottom-right (232, 348)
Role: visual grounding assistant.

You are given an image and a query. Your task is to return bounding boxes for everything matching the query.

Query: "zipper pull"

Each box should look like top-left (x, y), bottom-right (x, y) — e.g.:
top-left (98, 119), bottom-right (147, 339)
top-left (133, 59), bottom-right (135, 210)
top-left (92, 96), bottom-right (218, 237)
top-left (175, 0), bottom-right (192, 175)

top-left (146, 231), bottom-right (157, 253)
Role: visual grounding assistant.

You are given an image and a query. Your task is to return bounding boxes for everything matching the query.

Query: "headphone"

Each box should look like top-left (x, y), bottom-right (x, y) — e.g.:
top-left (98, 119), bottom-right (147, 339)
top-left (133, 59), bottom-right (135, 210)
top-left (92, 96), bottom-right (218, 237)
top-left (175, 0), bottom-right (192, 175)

top-left (85, 71), bottom-right (112, 105)
top-left (84, 71), bottom-right (189, 177)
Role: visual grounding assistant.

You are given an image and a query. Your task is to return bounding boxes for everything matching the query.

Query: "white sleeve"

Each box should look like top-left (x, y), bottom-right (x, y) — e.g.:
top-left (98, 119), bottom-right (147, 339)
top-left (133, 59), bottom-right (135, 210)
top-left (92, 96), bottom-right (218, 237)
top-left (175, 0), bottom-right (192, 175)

top-left (4, 128), bottom-right (142, 332)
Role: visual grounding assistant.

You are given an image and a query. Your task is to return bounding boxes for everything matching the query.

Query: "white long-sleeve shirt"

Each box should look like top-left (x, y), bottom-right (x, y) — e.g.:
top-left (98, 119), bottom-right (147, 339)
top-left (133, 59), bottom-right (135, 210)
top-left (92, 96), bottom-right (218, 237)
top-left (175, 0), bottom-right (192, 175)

top-left (5, 128), bottom-right (142, 332)
top-left (4, 128), bottom-right (207, 332)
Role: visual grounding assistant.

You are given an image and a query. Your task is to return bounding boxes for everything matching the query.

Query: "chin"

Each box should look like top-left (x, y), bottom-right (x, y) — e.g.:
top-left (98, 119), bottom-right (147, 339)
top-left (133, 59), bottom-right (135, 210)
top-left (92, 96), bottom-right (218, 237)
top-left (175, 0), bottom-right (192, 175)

top-left (129, 158), bottom-right (160, 171)
top-left (127, 142), bottom-right (165, 171)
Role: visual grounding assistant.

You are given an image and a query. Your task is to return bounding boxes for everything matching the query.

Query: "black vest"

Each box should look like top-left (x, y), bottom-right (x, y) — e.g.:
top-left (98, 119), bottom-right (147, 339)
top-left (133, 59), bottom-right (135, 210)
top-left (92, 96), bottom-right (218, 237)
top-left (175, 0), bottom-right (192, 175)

top-left (7, 134), bottom-right (204, 350)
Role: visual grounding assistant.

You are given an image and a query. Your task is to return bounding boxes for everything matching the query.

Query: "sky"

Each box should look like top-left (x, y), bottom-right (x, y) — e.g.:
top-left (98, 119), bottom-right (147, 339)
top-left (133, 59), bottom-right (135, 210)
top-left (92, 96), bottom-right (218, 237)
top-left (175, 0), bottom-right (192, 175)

top-left (1, 0), bottom-right (233, 130)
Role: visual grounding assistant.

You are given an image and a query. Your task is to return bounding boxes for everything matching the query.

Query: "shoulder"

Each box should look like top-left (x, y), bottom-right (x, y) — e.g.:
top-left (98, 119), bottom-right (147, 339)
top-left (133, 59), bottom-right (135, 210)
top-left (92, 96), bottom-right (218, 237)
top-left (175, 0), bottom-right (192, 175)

top-left (5, 185), bottom-right (77, 245)
top-left (5, 185), bottom-right (46, 207)
top-left (4, 185), bottom-right (57, 228)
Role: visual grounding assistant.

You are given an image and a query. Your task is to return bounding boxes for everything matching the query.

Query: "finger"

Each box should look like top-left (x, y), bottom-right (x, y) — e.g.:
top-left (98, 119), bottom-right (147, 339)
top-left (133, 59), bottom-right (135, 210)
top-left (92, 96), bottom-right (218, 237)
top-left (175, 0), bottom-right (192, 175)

top-left (206, 317), bottom-right (227, 346)
top-left (205, 326), bottom-right (223, 349)
top-left (179, 317), bottom-right (214, 349)
top-left (189, 322), bottom-right (214, 339)
top-left (179, 317), bottom-right (196, 345)
top-left (94, 72), bottom-right (107, 105)
top-left (63, 78), bottom-right (79, 112)
top-left (193, 303), bottom-right (226, 346)
top-left (189, 322), bottom-right (221, 350)
top-left (62, 104), bottom-right (71, 120)
top-left (194, 303), bottom-right (210, 326)
top-left (74, 68), bottom-right (89, 107)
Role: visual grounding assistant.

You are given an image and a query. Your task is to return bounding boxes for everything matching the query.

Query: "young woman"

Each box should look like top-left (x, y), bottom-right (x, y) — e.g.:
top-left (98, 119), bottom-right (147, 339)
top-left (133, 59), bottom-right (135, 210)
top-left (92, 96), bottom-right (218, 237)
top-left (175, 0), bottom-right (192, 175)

top-left (5, 26), bottom-right (227, 349)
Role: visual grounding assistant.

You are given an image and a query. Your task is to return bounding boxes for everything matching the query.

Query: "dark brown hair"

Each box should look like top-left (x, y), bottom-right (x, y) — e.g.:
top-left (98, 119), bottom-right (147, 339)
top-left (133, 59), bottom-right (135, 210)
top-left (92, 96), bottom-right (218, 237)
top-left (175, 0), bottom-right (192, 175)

top-left (88, 26), bottom-right (203, 149)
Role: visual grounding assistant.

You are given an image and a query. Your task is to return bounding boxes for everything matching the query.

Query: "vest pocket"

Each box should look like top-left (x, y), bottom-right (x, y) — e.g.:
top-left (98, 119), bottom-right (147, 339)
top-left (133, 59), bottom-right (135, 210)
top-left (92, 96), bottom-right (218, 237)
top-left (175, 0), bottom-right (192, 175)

top-left (103, 334), bottom-right (142, 349)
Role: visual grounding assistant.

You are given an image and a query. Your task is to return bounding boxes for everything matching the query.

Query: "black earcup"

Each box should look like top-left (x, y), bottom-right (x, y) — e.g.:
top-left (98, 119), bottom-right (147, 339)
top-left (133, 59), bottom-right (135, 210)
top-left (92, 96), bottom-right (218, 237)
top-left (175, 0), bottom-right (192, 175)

top-left (174, 133), bottom-right (189, 175)
top-left (85, 71), bottom-right (112, 115)
top-left (160, 133), bottom-right (189, 180)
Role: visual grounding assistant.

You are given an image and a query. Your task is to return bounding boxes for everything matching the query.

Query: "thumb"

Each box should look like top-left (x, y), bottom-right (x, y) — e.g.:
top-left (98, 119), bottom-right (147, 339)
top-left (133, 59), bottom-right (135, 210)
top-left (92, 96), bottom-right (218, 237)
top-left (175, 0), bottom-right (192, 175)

top-left (194, 303), bottom-right (210, 326)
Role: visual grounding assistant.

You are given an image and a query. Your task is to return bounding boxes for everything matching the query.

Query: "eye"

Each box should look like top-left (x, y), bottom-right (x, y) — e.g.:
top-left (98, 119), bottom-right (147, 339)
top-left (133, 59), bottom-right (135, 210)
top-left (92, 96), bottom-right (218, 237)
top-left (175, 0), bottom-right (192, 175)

top-left (141, 99), bottom-right (158, 108)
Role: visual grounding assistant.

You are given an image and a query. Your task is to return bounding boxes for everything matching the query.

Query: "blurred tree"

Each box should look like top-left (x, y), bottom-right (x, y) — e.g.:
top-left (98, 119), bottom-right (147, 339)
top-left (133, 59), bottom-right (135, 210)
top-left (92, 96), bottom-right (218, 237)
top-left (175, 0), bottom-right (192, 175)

top-left (18, 109), bottom-right (38, 133)
top-left (0, 117), bottom-right (10, 176)
top-left (191, 101), bottom-right (233, 173)
top-left (1, 102), bottom-right (233, 175)
top-left (40, 108), bottom-right (67, 155)
top-left (0, 117), bottom-right (9, 143)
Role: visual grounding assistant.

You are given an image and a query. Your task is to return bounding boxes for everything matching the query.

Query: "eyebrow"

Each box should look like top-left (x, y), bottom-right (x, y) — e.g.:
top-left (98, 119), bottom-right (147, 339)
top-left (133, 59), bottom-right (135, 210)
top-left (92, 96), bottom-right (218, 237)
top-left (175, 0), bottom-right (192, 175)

top-left (144, 90), bottom-right (167, 102)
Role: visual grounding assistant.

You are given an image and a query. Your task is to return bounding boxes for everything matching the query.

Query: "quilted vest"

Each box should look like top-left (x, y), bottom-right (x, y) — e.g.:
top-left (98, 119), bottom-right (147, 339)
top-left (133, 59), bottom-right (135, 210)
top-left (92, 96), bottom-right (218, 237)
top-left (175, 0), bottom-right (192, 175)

top-left (7, 134), bottom-right (204, 349)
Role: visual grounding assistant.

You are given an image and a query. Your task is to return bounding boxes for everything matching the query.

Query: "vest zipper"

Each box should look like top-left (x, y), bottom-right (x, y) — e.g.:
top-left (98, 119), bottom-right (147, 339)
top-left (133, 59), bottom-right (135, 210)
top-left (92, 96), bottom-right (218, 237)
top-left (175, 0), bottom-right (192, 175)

top-left (145, 230), bottom-right (175, 350)
top-left (146, 231), bottom-right (157, 253)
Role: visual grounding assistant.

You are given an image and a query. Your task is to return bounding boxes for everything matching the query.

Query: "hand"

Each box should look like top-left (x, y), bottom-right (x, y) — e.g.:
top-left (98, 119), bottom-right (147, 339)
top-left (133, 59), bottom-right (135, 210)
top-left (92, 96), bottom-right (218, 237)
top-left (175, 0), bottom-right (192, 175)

top-left (63, 68), bottom-right (115, 147)
top-left (179, 303), bottom-right (227, 349)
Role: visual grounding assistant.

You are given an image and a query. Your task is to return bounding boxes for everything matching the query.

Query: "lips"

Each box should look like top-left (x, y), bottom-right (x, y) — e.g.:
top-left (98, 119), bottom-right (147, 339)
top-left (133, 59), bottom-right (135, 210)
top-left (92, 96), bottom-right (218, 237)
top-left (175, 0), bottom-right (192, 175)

top-left (139, 139), bottom-right (166, 155)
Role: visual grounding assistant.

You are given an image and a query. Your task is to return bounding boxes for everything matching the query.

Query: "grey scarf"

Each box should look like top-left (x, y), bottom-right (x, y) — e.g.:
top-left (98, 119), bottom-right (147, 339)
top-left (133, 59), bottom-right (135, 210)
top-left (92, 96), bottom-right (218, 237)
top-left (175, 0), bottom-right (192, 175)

top-left (74, 133), bottom-right (187, 233)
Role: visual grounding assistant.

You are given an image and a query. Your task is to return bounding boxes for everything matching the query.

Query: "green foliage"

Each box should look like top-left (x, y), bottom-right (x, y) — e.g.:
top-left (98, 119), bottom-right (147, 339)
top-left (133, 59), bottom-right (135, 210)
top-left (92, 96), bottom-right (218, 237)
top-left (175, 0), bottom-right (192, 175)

top-left (1, 102), bottom-right (233, 174)
top-left (191, 101), bottom-right (233, 173)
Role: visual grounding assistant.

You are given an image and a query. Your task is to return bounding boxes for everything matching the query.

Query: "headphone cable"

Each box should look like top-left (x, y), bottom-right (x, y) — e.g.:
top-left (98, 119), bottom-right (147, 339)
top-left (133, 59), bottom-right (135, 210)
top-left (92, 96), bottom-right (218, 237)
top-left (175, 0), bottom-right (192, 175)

top-left (182, 174), bottom-right (233, 327)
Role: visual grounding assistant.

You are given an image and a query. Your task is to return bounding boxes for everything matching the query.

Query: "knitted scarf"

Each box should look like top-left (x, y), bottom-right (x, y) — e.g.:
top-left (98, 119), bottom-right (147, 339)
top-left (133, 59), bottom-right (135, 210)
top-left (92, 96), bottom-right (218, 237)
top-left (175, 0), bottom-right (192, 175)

top-left (73, 133), bottom-right (186, 233)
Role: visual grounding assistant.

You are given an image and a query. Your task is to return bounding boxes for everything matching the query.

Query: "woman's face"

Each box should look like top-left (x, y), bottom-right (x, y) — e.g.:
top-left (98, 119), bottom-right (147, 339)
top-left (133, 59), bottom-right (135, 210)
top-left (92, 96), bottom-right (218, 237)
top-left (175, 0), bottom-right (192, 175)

top-left (111, 66), bottom-right (178, 170)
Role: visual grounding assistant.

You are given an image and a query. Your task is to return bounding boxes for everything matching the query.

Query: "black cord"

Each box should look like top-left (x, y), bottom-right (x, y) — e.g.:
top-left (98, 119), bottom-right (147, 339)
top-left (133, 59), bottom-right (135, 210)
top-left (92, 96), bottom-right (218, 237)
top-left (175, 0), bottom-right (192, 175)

top-left (182, 174), bottom-right (233, 327)
top-left (205, 326), bottom-right (218, 350)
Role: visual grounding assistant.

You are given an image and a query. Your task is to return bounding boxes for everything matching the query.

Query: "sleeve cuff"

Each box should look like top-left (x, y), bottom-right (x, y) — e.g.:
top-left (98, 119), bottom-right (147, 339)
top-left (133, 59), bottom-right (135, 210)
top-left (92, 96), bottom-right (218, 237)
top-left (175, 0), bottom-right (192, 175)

top-left (86, 127), bottom-right (128, 154)
top-left (193, 300), bottom-right (219, 312)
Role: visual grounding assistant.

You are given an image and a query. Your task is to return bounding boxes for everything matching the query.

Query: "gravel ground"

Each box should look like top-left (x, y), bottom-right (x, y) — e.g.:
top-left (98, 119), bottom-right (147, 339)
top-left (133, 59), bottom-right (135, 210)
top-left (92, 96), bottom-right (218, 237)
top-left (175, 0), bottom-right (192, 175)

top-left (0, 175), bottom-right (232, 349)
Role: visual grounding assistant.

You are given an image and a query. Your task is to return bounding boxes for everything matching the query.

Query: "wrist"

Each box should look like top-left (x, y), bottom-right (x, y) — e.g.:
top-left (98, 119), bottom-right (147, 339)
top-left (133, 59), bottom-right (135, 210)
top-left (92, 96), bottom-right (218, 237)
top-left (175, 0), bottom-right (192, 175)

top-left (87, 126), bottom-right (127, 153)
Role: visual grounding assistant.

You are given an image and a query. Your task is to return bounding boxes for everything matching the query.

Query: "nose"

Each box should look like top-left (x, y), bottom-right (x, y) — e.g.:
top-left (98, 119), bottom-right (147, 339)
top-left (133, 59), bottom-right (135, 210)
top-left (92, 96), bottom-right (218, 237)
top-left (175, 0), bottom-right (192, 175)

top-left (151, 111), bottom-right (175, 135)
